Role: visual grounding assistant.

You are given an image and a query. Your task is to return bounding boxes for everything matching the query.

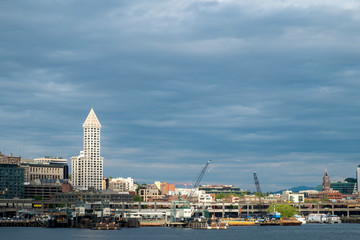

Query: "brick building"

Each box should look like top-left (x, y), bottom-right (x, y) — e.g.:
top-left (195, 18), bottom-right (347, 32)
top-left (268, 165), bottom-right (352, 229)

top-left (0, 152), bottom-right (21, 166)
top-left (160, 182), bottom-right (175, 195)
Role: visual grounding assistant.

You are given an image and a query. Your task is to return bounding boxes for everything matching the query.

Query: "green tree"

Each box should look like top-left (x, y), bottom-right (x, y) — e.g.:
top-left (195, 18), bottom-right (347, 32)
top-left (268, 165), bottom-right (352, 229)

top-left (320, 197), bottom-right (329, 202)
top-left (215, 192), bottom-right (246, 200)
top-left (267, 204), bottom-right (298, 218)
top-left (134, 194), bottom-right (143, 202)
top-left (33, 196), bottom-right (42, 200)
top-left (254, 192), bottom-right (265, 197)
top-left (345, 178), bottom-right (356, 183)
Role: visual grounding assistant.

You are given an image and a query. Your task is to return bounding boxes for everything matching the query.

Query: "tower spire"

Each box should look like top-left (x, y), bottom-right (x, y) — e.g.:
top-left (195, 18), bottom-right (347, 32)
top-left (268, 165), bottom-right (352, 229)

top-left (322, 169), bottom-right (331, 192)
top-left (83, 108), bottom-right (101, 128)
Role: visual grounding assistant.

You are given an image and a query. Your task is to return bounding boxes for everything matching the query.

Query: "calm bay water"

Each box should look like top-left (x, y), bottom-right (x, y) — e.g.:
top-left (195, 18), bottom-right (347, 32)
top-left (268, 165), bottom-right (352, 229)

top-left (1, 224), bottom-right (359, 240)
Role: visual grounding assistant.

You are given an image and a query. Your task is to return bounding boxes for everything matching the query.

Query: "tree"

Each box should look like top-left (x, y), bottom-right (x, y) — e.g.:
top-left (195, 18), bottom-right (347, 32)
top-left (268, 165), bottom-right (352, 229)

top-left (215, 192), bottom-right (246, 200)
top-left (134, 194), bottom-right (143, 202)
top-left (345, 178), bottom-right (356, 183)
top-left (267, 204), bottom-right (298, 218)
top-left (254, 192), bottom-right (265, 197)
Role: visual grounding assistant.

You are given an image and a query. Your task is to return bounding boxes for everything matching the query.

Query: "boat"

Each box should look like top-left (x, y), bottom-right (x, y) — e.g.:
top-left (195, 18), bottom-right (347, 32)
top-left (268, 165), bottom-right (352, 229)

top-left (280, 219), bottom-right (302, 226)
top-left (140, 220), bottom-right (165, 227)
top-left (207, 221), bottom-right (229, 230)
top-left (306, 214), bottom-right (327, 223)
top-left (328, 215), bottom-right (341, 224)
top-left (92, 222), bottom-right (119, 230)
top-left (294, 215), bottom-right (306, 224)
top-left (259, 220), bottom-right (281, 226)
top-left (227, 220), bottom-right (255, 226)
top-left (189, 220), bottom-right (229, 230)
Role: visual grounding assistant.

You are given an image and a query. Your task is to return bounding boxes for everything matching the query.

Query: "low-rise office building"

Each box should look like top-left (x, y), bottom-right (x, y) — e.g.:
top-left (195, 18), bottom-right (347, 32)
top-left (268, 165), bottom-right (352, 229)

top-left (139, 184), bottom-right (159, 202)
top-left (280, 190), bottom-right (304, 203)
top-left (0, 152), bottom-right (21, 166)
top-left (109, 177), bottom-right (136, 192)
top-left (24, 179), bottom-right (69, 200)
top-left (198, 191), bottom-right (214, 203)
top-left (21, 162), bottom-right (68, 182)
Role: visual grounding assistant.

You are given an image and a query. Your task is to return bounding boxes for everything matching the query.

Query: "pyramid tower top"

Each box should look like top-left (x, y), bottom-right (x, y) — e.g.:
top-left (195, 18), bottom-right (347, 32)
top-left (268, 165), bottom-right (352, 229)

top-left (83, 108), bottom-right (101, 128)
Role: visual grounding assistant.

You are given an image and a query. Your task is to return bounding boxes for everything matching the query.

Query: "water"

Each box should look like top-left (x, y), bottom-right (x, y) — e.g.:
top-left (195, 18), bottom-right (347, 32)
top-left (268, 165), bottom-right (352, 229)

top-left (1, 225), bottom-right (359, 240)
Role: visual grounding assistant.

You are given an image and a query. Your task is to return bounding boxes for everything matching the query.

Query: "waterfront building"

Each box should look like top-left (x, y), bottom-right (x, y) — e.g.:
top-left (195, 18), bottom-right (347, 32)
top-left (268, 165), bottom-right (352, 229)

top-left (21, 162), bottom-right (68, 182)
top-left (34, 156), bottom-right (67, 165)
top-left (330, 181), bottom-right (356, 195)
top-left (0, 152), bottom-right (21, 166)
top-left (71, 108), bottom-right (104, 190)
top-left (109, 177), bottom-right (136, 192)
top-left (0, 164), bottom-right (24, 199)
top-left (322, 169), bottom-right (331, 192)
top-left (139, 184), bottom-right (159, 202)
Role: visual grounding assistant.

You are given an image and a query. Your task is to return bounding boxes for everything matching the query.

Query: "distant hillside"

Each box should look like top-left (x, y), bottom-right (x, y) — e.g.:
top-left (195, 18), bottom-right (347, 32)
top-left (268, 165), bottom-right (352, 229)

top-left (272, 186), bottom-right (315, 194)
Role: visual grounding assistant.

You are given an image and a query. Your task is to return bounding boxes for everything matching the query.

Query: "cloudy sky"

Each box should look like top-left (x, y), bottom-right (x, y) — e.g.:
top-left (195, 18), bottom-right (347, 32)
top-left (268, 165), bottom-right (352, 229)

top-left (1, 0), bottom-right (360, 192)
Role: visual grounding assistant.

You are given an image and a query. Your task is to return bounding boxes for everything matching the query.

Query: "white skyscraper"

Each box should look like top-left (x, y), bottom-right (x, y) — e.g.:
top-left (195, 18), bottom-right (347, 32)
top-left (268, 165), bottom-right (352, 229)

top-left (357, 165), bottom-right (360, 193)
top-left (71, 108), bottom-right (104, 190)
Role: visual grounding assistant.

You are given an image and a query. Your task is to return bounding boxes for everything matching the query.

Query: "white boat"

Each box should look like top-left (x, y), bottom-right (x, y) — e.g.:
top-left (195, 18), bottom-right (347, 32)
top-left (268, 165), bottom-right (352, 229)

top-left (294, 215), bottom-right (306, 224)
top-left (306, 213), bottom-right (327, 223)
top-left (328, 215), bottom-right (341, 224)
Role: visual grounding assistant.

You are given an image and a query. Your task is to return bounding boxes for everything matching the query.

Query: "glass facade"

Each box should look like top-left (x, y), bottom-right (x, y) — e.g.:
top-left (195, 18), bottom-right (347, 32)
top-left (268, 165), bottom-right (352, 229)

top-left (330, 181), bottom-right (355, 194)
top-left (0, 164), bottom-right (25, 199)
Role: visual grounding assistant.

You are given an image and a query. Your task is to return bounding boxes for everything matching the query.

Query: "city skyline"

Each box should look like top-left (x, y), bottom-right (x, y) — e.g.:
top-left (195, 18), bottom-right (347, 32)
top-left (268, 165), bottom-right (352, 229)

top-left (1, 1), bottom-right (360, 192)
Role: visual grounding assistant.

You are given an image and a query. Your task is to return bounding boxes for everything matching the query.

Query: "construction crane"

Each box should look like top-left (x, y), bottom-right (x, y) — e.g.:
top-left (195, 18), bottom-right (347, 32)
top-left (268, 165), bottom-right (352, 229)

top-left (253, 172), bottom-right (262, 194)
top-left (170, 160), bottom-right (211, 222)
top-left (189, 160), bottom-right (211, 198)
top-left (253, 172), bottom-right (265, 218)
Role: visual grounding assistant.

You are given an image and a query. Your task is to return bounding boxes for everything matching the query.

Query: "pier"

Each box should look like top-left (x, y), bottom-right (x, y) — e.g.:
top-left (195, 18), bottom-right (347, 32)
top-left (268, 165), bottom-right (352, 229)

top-left (2, 199), bottom-right (360, 218)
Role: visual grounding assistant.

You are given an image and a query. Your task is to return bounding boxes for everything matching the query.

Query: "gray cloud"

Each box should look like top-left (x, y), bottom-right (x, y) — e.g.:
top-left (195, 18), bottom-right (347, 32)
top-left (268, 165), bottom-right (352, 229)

top-left (1, 0), bottom-right (360, 191)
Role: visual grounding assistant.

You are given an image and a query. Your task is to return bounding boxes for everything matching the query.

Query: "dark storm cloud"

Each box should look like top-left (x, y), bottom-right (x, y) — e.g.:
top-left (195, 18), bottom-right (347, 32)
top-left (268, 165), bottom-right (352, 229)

top-left (1, 0), bottom-right (360, 191)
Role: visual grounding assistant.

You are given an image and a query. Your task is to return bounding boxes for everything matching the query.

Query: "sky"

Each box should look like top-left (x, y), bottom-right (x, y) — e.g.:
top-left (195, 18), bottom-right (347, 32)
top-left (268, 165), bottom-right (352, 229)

top-left (1, 0), bottom-right (360, 192)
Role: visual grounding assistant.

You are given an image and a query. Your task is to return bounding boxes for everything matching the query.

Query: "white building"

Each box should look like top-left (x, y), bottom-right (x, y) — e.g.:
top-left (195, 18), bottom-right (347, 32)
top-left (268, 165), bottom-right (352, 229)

top-left (71, 108), bottom-right (104, 190)
top-left (280, 190), bottom-right (304, 203)
top-left (357, 165), bottom-right (360, 193)
top-left (168, 188), bottom-right (213, 203)
top-left (198, 191), bottom-right (213, 203)
top-left (109, 177), bottom-right (136, 192)
top-left (168, 188), bottom-right (193, 196)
